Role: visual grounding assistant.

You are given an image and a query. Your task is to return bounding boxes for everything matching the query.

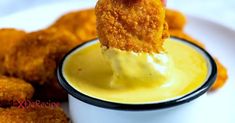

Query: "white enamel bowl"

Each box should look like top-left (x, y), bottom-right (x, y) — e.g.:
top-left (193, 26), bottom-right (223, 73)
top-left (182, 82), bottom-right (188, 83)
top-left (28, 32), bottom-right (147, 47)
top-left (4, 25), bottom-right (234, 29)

top-left (57, 37), bottom-right (217, 123)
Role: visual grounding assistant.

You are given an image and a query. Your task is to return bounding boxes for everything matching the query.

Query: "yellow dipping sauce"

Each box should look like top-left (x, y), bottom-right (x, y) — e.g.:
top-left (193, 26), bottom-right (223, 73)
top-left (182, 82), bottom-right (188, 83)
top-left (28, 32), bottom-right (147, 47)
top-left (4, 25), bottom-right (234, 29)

top-left (63, 39), bottom-right (208, 104)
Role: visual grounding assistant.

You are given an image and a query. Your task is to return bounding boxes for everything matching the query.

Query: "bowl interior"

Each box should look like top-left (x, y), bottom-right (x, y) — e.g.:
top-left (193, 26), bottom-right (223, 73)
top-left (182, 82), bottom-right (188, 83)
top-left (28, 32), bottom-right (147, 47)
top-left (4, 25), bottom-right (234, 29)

top-left (57, 37), bottom-right (217, 110)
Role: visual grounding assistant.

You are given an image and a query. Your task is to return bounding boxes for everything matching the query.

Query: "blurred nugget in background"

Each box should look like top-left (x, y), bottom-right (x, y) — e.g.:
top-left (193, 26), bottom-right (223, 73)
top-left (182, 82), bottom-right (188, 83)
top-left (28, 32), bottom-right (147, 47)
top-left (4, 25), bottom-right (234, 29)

top-left (3, 28), bottom-right (79, 101)
top-left (49, 9), bottom-right (97, 43)
top-left (166, 9), bottom-right (187, 31)
top-left (0, 106), bottom-right (69, 123)
top-left (0, 29), bottom-right (26, 74)
top-left (0, 76), bottom-right (34, 107)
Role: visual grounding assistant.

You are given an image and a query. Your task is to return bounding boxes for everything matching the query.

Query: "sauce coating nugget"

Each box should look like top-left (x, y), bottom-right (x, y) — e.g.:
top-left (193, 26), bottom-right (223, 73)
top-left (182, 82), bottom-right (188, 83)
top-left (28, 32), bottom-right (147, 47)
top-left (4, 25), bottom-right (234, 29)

top-left (0, 76), bottom-right (34, 106)
top-left (0, 29), bottom-right (26, 74)
top-left (0, 107), bottom-right (69, 123)
top-left (166, 9), bottom-right (187, 31)
top-left (96, 0), bottom-right (169, 53)
top-left (50, 9), bottom-right (97, 43)
top-left (4, 28), bottom-right (78, 85)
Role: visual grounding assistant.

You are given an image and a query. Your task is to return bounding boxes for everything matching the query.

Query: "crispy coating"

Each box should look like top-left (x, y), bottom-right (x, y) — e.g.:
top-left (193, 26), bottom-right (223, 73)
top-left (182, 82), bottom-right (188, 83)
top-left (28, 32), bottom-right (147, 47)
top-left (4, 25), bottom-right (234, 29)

top-left (49, 9), bottom-right (97, 43)
top-left (0, 76), bottom-right (34, 107)
top-left (0, 28), bottom-right (26, 55)
top-left (96, 0), bottom-right (169, 53)
top-left (4, 28), bottom-right (78, 85)
top-left (0, 29), bottom-right (26, 74)
top-left (166, 9), bottom-right (187, 31)
top-left (170, 30), bottom-right (228, 92)
top-left (0, 107), bottom-right (69, 123)
top-left (210, 59), bottom-right (228, 91)
top-left (3, 28), bottom-right (79, 100)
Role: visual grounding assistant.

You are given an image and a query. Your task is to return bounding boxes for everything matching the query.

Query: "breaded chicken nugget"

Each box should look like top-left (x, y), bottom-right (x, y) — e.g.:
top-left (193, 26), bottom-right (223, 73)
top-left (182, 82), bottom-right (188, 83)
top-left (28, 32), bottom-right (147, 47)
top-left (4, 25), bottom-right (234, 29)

top-left (96, 0), bottom-right (169, 53)
top-left (0, 76), bottom-right (34, 107)
top-left (0, 29), bottom-right (26, 74)
top-left (170, 30), bottom-right (228, 92)
top-left (210, 59), bottom-right (228, 91)
top-left (4, 28), bottom-right (78, 85)
top-left (166, 9), bottom-right (187, 31)
top-left (0, 107), bottom-right (69, 123)
top-left (3, 29), bottom-right (78, 100)
top-left (50, 9), bottom-right (97, 43)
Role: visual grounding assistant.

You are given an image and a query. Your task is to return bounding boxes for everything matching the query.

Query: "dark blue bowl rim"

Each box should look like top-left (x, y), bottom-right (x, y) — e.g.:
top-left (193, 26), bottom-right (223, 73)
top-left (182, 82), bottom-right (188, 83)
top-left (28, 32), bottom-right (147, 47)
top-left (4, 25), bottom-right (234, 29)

top-left (57, 37), bottom-right (217, 111)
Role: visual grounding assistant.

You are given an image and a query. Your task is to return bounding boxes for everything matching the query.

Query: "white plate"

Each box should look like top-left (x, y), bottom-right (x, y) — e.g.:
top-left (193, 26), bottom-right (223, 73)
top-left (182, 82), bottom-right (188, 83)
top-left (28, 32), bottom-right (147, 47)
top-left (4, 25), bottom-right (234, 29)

top-left (0, 1), bottom-right (234, 123)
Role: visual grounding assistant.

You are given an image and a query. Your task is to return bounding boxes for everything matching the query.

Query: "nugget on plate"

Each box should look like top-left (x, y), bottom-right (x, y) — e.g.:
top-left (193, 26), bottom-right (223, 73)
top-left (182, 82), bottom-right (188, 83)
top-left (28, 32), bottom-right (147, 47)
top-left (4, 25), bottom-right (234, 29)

top-left (0, 106), bottom-right (69, 123)
top-left (50, 9), bottom-right (97, 43)
top-left (0, 28), bottom-right (26, 74)
top-left (166, 9), bottom-right (187, 31)
top-left (3, 29), bottom-right (78, 100)
top-left (4, 28), bottom-right (78, 85)
top-left (0, 76), bottom-right (34, 107)
top-left (96, 0), bottom-right (169, 53)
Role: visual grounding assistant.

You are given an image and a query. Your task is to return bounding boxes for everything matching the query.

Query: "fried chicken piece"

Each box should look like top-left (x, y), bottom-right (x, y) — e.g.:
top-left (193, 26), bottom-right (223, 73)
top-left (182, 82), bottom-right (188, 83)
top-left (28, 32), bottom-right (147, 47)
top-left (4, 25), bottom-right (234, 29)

top-left (0, 76), bottom-right (34, 107)
top-left (166, 9), bottom-right (187, 31)
top-left (96, 0), bottom-right (169, 53)
top-left (0, 106), bottom-right (69, 123)
top-left (0, 29), bottom-right (26, 74)
top-left (210, 59), bottom-right (228, 91)
top-left (3, 28), bottom-right (79, 100)
top-left (49, 9), bottom-right (97, 43)
top-left (4, 28), bottom-right (78, 85)
top-left (170, 30), bottom-right (228, 92)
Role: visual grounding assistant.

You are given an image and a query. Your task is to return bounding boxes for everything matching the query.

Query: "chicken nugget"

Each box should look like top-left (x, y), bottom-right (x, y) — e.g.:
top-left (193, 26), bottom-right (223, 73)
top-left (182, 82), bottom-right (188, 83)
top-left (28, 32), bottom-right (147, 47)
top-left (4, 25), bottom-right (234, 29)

top-left (0, 76), bottom-right (34, 107)
top-left (166, 9), bottom-right (187, 31)
top-left (0, 106), bottom-right (69, 123)
top-left (96, 0), bottom-right (169, 53)
top-left (3, 29), bottom-right (79, 100)
top-left (50, 9), bottom-right (97, 43)
top-left (4, 28), bottom-right (78, 85)
top-left (0, 28), bottom-right (26, 74)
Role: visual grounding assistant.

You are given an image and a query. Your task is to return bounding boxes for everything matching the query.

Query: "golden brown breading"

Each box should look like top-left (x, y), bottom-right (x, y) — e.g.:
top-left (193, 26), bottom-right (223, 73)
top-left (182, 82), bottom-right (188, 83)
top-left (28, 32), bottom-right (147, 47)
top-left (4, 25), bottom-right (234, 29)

top-left (0, 28), bottom-right (26, 55)
top-left (96, 0), bottom-right (169, 53)
top-left (3, 28), bottom-right (79, 100)
top-left (210, 59), bottom-right (228, 91)
top-left (0, 106), bottom-right (69, 123)
top-left (166, 9), bottom-right (187, 31)
top-left (0, 28), bottom-right (26, 74)
top-left (4, 28), bottom-right (78, 85)
top-left (49, 9), bottom-right (97, 43)
top-left (0, 76), bottom-right (34, 106)
top-left (170, 30), bottom-right (228, 92)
